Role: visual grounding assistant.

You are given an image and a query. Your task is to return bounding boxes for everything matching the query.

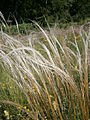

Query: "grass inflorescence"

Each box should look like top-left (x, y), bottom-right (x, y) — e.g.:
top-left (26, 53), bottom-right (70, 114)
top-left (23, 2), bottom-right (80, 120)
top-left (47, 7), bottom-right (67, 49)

top-left (0, 13), bottom-right (90, 120)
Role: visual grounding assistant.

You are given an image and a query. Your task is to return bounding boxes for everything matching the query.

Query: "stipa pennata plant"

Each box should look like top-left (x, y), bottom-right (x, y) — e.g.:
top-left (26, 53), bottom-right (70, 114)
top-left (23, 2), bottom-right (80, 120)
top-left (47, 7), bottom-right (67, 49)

top-left (0, 14), bottom-right (90, 119)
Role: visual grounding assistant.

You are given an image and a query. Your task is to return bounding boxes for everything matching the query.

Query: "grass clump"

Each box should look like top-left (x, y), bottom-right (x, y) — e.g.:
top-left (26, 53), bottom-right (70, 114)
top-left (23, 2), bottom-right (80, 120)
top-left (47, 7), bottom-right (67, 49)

top-left (0, 14), bottom-right (90, 119)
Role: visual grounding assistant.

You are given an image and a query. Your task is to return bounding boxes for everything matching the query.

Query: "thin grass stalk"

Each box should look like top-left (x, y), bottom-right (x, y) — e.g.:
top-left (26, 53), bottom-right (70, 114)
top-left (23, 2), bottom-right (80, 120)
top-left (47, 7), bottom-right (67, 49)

top-left (46, 72), bottom-right (63, 120)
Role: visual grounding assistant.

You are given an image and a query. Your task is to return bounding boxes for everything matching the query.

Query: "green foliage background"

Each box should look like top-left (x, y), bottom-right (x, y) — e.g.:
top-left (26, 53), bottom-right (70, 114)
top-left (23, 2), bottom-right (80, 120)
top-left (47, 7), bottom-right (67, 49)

top-left (0, 0), bottom-right (90, 24)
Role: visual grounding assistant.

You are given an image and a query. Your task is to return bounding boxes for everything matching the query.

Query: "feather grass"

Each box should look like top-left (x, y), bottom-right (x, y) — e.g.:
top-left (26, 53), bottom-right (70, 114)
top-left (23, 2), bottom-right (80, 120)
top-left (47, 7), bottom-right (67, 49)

top-left (0, 14), bottom-right (90, 119)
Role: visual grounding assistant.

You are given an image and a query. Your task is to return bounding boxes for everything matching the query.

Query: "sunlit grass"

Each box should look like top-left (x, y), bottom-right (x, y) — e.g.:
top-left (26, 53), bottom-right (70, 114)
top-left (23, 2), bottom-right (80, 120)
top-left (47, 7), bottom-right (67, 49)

top-left (0, 12), bottom-right (90, 119)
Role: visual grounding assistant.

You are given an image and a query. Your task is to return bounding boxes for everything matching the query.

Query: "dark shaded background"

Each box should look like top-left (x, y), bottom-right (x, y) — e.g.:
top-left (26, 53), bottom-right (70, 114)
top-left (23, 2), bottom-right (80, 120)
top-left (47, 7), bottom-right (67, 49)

top-left (0, 0), bottom-right (90, 24)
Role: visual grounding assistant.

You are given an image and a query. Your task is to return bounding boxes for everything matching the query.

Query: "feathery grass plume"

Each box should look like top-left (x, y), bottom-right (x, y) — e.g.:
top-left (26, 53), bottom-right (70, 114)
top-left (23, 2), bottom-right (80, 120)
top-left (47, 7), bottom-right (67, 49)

top-left (0, 12), bottom-right (11, 34)
top-left (0, 14), bottom-right (90, 119)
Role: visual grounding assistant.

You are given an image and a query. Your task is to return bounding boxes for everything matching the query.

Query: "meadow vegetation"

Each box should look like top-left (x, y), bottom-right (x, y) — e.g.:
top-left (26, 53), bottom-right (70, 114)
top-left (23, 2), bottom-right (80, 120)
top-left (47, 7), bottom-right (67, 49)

top-left (0, 13), bottom-right (90, 120)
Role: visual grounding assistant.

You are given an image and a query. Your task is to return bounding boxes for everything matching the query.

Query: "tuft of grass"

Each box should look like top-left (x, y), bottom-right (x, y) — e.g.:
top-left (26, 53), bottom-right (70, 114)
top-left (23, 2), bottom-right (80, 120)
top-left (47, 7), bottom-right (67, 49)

top-left (0, 13), bottom-right (90, 119)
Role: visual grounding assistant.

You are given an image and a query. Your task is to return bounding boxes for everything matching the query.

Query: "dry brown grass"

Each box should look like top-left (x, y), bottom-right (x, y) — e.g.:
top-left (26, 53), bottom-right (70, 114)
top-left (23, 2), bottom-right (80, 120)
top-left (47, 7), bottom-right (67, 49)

top-left (0, 12), bottom-right (90, 119)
